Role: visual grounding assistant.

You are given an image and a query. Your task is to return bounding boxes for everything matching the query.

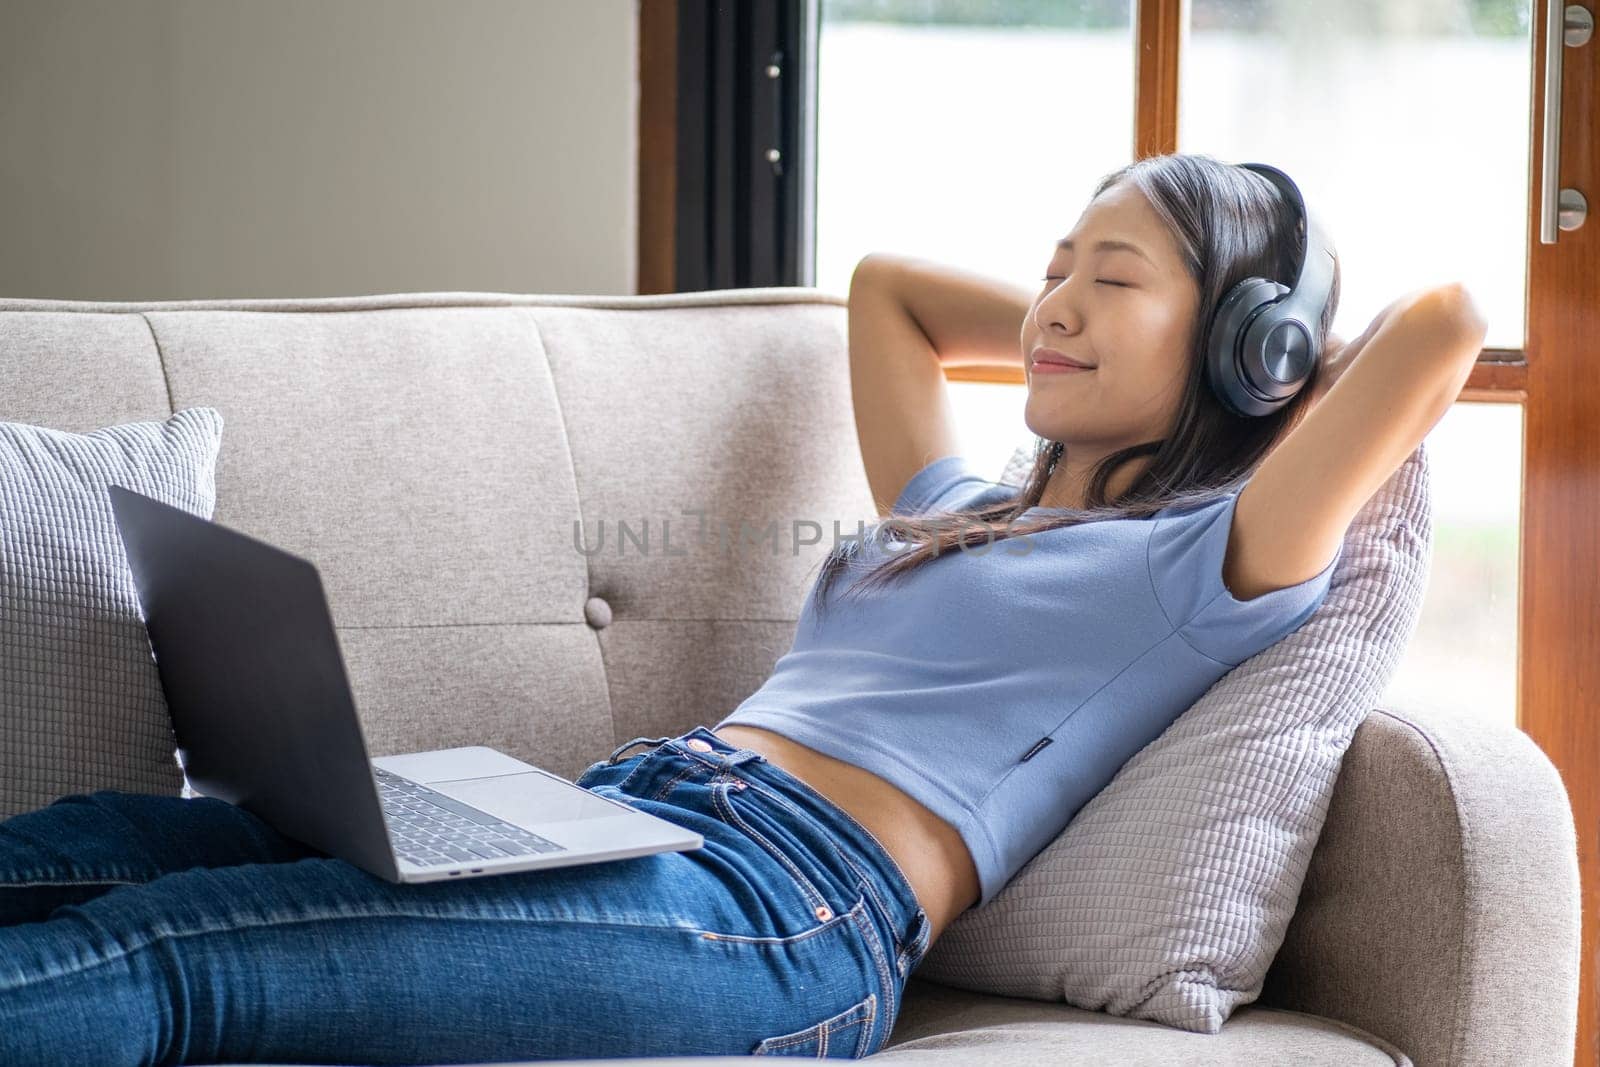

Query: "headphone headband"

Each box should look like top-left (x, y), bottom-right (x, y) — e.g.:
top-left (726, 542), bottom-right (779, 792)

top-left (1238, 163), bottom-right (1337, 338)
top-left (1205, 162), bottom-right (1338, 418)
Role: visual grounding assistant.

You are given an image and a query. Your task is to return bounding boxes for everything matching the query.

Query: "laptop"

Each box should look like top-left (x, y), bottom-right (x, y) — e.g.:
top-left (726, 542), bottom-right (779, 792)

top-left (106, 484), bottom-right (703, 884)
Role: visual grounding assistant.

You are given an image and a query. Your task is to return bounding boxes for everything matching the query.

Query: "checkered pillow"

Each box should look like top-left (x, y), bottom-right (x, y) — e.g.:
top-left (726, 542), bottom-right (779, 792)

top-left (0, 407), bottom-right (225, 816)
top-left (917, 440), bottom-right (1431, 1034)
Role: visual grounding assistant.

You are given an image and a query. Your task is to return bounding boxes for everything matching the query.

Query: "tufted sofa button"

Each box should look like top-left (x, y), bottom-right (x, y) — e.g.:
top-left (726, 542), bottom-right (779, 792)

top-left (584, 596), bottom-right (612, 630)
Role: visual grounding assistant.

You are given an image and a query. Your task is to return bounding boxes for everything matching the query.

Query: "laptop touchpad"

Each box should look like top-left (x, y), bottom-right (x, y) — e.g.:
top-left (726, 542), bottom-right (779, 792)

top-left (431, 773), bottom-right (627, 824)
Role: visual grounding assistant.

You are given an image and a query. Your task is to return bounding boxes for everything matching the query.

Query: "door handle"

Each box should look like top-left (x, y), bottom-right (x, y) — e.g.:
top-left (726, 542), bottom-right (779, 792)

top-left (1539, 1), bottom-right (1593, 243)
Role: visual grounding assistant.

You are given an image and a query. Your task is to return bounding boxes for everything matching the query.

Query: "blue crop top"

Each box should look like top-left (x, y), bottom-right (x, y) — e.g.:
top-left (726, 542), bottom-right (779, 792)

top-left (713, 453), bottom-right (1342, 908)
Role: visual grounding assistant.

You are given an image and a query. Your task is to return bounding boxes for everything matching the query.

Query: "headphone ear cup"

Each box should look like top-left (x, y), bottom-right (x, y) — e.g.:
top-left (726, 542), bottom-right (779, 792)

top-left (1239, 299), bottom-right (1316, 408)
top-left (1206, 277), bottom-right (1285, 418)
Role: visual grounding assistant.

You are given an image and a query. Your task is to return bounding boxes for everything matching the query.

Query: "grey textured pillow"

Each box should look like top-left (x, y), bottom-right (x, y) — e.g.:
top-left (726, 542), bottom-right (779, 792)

top-left (918, 440), bottom-right (1432, 1034)
top-left (0, 407), bottom-right (225, 817)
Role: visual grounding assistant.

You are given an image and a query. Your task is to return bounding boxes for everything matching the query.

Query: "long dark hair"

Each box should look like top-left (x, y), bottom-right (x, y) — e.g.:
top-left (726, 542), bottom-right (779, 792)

top-left (810, 152), bottom-right (1340, 621)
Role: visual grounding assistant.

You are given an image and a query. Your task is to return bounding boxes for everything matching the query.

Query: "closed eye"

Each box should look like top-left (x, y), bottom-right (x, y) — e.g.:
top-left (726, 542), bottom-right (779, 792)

top-left (1040, 276), bottom-right (1131, 287)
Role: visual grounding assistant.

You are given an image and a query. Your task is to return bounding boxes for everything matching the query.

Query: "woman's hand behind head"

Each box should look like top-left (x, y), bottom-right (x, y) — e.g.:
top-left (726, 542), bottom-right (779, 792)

top-left (1307, 332), bottom-right (1355, 408)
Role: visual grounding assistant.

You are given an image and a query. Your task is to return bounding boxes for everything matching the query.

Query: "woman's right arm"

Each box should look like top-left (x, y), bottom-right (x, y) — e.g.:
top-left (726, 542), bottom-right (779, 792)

top-left (867, 253), bottom-right (1036, 372)
top-left (847, 254), bottom-right (1036, 516)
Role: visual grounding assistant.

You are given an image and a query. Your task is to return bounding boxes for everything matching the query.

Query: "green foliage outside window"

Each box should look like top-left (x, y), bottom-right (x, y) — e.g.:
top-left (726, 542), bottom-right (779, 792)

top-left (822, 0), bottom-right (1530, 37)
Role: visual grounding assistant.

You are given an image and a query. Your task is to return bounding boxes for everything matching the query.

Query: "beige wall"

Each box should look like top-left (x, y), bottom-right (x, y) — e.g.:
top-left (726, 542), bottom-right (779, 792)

top-left (0, 0), bottom-right (637, 301)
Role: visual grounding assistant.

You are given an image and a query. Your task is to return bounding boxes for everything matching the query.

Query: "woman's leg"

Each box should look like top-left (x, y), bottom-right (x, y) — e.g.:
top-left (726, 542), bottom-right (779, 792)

top-left (0, 743), bottom-right (897, 1065)
top-left (0, 790), bottom-right (324, 925)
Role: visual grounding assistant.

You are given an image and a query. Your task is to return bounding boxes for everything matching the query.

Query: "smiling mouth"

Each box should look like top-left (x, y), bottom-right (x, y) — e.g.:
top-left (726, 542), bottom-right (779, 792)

top-left (1029, 347), bottom-right (1096, 371)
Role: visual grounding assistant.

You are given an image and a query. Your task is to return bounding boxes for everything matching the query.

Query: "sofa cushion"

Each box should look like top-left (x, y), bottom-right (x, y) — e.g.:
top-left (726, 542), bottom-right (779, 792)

top-left (913, 439), bottom-right (1431, 1034)
top-left (451, 979), bottom-right (1409, 1067)
top-left (877, 977), bottom-right (1410, 1064)
top-left (0, 406), bottom-right (224, 816)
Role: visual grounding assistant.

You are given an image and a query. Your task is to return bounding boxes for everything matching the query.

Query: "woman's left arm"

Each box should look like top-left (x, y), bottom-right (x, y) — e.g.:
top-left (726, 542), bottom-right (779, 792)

top-left (1223, 283), bottom-right (1489, 601)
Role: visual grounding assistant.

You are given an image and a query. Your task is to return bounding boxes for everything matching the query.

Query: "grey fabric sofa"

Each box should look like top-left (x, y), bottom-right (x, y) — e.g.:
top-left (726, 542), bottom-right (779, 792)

top-left (0, 287), bottom-right (1580, 1066)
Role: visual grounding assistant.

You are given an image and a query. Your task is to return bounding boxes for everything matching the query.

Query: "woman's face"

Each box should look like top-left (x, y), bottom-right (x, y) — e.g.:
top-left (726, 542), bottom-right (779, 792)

top-left (1019, 180), bottom-right (1202, 454)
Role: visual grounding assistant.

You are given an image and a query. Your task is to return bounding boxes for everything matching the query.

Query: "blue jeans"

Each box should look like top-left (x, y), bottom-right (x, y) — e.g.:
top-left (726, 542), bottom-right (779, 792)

top-left (0, 725), bottom-right (932, 1064)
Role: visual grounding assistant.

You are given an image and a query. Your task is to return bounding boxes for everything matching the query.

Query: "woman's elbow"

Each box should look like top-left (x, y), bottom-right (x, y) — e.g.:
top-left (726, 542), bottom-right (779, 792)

top-left (1417, 282), bottom-right (1489, 347)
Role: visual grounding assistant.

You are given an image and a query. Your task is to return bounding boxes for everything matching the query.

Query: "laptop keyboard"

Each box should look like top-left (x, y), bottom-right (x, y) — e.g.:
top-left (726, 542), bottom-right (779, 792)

top-left (374, 767), bottom-right (567, 868)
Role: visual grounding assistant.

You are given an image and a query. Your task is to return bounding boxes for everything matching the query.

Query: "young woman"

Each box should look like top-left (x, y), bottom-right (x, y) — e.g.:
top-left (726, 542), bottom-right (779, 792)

top-left (0, 153), bottom-right (1486, 1065)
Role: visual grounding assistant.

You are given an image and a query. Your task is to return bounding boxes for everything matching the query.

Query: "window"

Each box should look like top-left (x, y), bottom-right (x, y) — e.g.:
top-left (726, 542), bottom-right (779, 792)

top-left (1181, 0), bottom-right (1533, 347)
top-left (817, 0), bottom-right (1528, 728)
top-left (816, 1), bottom-right (1134, 296)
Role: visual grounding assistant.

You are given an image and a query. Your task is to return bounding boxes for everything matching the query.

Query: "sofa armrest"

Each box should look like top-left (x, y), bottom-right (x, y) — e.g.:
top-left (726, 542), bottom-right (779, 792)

top-left (1261, 705), bottom-right (1581, 1066)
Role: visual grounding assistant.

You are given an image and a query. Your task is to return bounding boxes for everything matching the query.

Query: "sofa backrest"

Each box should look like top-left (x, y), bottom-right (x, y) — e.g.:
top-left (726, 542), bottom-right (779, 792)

top-left (0, 288), bottom-right (864, 784)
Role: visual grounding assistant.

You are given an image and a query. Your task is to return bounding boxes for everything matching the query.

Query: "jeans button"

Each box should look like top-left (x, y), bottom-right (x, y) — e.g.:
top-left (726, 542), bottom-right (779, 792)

top-left (686, 738), bottom-right (713, 752)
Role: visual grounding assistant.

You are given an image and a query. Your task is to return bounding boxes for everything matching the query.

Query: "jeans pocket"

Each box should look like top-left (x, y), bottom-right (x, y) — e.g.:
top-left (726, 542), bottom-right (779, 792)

top-left (708, 779), bottom-right (836, 922)
top-left (750, 991), bottom-right (877, 1058)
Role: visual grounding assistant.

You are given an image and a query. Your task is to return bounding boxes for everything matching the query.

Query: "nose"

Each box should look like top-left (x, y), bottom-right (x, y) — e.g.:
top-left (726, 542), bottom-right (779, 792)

top-left (1033, 277), bottom-right (1084, 336)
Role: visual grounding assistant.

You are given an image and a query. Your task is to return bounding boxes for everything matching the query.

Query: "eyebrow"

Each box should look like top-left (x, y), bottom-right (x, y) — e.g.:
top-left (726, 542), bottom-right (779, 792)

top-left (1053, 238), bottom-right (1156, 267)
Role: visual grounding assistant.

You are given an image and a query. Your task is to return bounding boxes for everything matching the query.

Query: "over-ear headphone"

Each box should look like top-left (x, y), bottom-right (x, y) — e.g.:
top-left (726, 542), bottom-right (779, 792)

top-left (1205, 162), bottom-right (1338, 418)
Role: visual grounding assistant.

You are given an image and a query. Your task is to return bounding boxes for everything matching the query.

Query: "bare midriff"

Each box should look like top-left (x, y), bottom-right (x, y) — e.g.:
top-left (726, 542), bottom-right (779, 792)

top-left (711, 724), bottom-right (979, 948)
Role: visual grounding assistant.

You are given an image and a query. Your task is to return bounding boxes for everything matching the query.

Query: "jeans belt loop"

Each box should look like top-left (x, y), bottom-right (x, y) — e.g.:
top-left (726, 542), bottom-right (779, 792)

top-left (898, 909), bottom-right (932, 976)
top-left (605, 735), bottom-right (674, 765)
top-left (717, 748), bottom-right (766, 769)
